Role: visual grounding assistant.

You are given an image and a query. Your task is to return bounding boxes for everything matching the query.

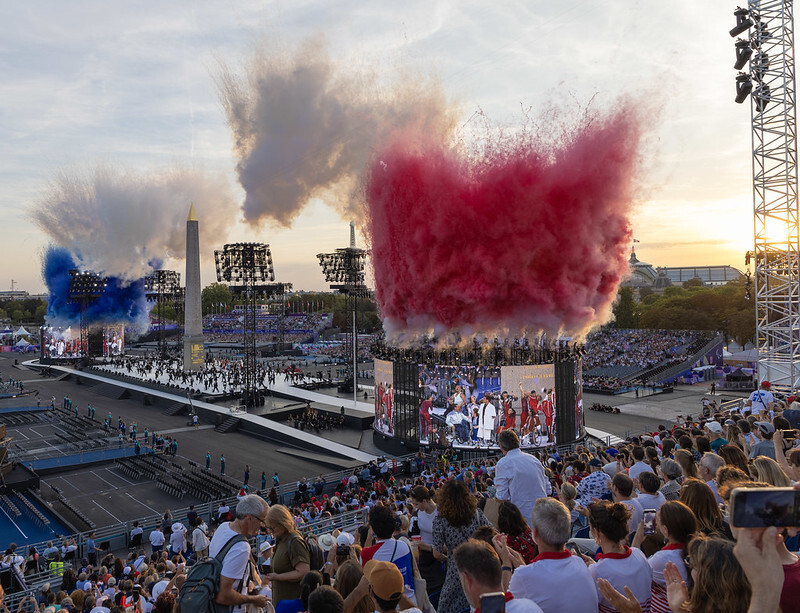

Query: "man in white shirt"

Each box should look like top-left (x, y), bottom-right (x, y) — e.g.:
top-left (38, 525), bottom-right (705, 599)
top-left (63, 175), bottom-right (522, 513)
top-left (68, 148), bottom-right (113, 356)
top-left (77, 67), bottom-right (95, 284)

top-left (149, 527), bottom-right (165, 554)
top-left (611, 473), bottom-right (643, 536)
top-left (494, 430), bottom-right (551, 524)
top-left (745, 380), bottom-right (775, 416)
top-left (506, 497), bottom-right (598, 612)
top-left (479, 395), bottom-right (496, 444)
top-left (628, 447), bottom-right (654, 482)
top-left (454, 540), bottom-right (543, 613)
top-left (208, 494), bottom-right (269, 613)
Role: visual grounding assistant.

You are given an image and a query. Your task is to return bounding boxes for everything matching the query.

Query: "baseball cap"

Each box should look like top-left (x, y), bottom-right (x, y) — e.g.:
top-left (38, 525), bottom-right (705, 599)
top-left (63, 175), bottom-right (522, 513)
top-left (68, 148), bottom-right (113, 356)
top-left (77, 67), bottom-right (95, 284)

top-left (588, 459), bottom-right (603, 467)
top-left (363, 560), bottom-right (404, 601)
top-left (761, 380), bottom-right (771, 389)
top-left (704, 421), bottom-right (723, 433)
top-left (755, 421), bottom-right (775, 435)
top-left (336, 532), bottom-right (355, 546)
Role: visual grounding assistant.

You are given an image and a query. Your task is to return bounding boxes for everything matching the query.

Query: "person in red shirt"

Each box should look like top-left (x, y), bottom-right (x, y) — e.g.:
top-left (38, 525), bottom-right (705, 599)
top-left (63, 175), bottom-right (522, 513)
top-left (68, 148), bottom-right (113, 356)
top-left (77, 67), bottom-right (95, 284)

top-left (419, 394), bottom-right (433, 440)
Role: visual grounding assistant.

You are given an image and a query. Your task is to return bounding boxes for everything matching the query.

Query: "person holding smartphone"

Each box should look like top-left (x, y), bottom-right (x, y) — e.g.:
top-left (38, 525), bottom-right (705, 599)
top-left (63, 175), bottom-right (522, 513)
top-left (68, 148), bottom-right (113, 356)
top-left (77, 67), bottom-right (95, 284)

top-left (453, 539), bottom-right (543, 613)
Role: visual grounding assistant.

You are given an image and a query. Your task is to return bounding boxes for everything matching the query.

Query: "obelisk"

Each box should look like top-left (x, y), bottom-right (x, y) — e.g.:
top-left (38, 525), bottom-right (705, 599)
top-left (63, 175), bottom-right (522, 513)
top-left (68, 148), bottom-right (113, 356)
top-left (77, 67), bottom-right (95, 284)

top-left (183, 204), bottom-right (205, 371)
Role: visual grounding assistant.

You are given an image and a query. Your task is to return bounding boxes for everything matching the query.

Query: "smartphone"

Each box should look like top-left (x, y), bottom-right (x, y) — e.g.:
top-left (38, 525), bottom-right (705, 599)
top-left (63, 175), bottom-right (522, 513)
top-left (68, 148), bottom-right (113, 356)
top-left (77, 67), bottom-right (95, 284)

top-left (565, 542), bottom-right (578, 554)
top-left (781, 429), bottom-right (797, 439)
top-left (643, 509), bottom-right (657, 535)
top-left (480, 592), bottom-right (506, 613)
top-left (730, 487), bottom-right (800, 528)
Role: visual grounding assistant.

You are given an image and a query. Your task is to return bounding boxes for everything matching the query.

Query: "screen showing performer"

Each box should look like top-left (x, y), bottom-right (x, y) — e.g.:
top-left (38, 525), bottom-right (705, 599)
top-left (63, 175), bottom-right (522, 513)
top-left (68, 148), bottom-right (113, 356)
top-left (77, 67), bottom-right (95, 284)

top-left (103, 325), bottom-right (125, 357)
top-left (501, 365), bottom-right (557, 448)
top-left (373, 359), bottom-right (395, 436)
top-left (42, 327), bottom-right (83, 358)
top-left (418, 364), bottom-right (501, 447)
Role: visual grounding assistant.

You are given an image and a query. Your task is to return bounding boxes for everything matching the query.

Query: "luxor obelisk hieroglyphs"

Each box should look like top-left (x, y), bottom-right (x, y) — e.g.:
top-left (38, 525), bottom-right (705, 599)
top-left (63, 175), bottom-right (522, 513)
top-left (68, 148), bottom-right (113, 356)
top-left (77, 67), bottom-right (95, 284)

top-left (183, 204), bottom-right (205, 371)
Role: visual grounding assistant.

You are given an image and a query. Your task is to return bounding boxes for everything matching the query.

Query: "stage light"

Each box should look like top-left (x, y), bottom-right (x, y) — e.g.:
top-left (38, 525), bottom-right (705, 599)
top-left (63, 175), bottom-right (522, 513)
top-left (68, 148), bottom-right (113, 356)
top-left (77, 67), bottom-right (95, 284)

top-left (754, 83), bottom-right (771, 112)
top-left (729, 7), bottom-right (754, 37)
top-left (734, 39), bottom-right (752, 69)
top-left (752, 52), bottom-right (769, 81)
top-left (735, 73), bottom-right (753, 104)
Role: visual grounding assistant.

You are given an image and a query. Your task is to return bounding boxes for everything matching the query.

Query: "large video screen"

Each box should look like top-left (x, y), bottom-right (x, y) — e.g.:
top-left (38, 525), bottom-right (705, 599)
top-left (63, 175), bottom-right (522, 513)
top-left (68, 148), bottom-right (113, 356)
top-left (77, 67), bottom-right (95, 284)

top-left (103, 325), bottom-right (125, 357)
top-left (374, 359), bottom-right (394, 436)
top-left (417, 364), bottom-right (556, 449)
top-left (42, 327), bottom-right (83, 358)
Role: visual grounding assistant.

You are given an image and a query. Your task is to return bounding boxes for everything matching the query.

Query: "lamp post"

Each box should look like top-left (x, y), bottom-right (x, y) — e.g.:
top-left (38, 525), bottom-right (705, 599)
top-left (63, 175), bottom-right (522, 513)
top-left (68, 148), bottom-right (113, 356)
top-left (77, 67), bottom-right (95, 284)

top-left (317, 222), bottom-right (370, 407)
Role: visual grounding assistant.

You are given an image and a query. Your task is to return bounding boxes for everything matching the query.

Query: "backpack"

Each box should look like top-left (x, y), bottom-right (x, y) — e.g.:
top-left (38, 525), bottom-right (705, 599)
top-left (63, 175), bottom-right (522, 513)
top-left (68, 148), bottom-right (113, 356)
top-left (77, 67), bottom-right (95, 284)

top-left (176, 533), bottom-right (246, 613)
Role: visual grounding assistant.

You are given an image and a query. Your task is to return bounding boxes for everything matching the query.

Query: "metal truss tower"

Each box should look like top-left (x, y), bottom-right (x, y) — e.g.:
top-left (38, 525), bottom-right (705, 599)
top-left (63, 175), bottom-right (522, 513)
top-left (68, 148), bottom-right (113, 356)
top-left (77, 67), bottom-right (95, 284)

top-left (738, 1), bottom-right (800, 392)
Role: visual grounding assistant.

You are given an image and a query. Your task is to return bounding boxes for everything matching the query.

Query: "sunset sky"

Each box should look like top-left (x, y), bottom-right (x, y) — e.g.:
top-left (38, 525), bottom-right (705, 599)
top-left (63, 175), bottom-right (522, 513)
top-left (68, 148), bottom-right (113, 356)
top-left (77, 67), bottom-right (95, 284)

top-left (0, 1), bottom-right (756, 294)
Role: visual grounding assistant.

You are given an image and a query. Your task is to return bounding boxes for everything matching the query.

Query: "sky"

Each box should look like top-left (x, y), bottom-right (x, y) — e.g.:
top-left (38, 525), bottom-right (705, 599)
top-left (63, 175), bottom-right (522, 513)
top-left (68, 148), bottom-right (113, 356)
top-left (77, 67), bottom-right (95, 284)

top-left (0, 0), bottom-right (757, 295)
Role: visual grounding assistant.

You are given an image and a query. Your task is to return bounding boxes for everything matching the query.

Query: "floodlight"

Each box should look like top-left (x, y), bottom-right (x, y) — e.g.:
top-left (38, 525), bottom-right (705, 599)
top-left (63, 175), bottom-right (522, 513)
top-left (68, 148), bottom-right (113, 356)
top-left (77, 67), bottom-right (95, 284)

top-left (729, 7), bottom-right (753, 37)
top-left (735, 72), bottom-right (753, 104)
top-left (734, 39), bottom-right (752, 70)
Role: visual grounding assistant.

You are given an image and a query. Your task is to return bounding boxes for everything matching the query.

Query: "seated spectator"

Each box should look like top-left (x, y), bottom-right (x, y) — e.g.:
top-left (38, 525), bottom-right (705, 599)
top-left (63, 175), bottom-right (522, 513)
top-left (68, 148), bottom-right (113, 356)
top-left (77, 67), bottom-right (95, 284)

top-left (636, 472), bottom-right (666, 513)
top-left (497, 501), bottom-right (538, 564)
top-left (699, 452), bottom-right (726, 504)
top-left (717, 444), bottom-right (750, 475)
top-left (505, 497), bottom-right (598, 611)
top-left (307, 585), bottom-right (345, 613)
top-left (628, 447), bottom-right (654, 481)
top-left (585, 501), bottom-right (652, 613)
top-left (657, 459), bottom-right (682, 501)
top-left (747, 422), bottom-right (777, 460)
top-left (751, 456), bottom-right (791, 487)
top-left (453, 539), bottom-right (543, 613)
top-left (679, 479), bottom-right (733, 540)
top-left (575, 459), bottom-right (612, 507)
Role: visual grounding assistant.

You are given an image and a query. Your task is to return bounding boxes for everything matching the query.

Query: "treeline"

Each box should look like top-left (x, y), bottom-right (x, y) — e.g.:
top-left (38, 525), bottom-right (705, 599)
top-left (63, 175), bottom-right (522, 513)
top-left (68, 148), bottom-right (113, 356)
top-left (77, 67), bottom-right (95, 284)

top-left (0, 298), bottom-right (47, 325)
top-left (612, 278), bottom-right (754, 347)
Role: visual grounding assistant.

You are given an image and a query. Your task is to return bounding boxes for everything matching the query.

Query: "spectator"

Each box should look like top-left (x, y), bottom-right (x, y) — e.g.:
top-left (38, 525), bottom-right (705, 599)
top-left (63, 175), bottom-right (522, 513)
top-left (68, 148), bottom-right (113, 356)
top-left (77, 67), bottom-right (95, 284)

top-left (679, 479), bottom-right (733, 540)
top-left (699, 452), bottom-right (726, 505)
top-left (717, 444), bottom-right (750, 475)
top-left (657, 459), bottom-right (682, 502)
top-left (360, 505), bottom-right (415, 604)
top-left (704, 421), bottom-right (728, 452)
top-left (333, 561), bottom-right (372, 613)
top-left (275, 570), bottom-right (324, 613)
top-left (678, 536), bottom-right (751, 612)
top-left (497, 501), bottom-right (538, 564)
top-left (432, 479), bottom-right (489, 613)
top-left (207, 494), bottom-right (269, 612)
top-left (575, 459), bottom-right (612, 508)
top-left (453, 539), bottom-right (543, 613)
top-left (628, 447), bottom-right (654, 481)
top-left (747, 422), bottom-right (777, 460)
top-left (494, 430), bottom-right (550, 524)
top-left (751, 456), bottom-right (791, 487)
top-left (505, 497), bottom-right (598, 611)
top-left (408, 486), bottom-right (444, 604)
top-left (265, 504), bottom-right (312, 605)
top-left (149, 526), bottom-right (165, 554)
top-left (307, 585), bottom-right (345, 613)
top-left (674, 449), bottom-right (700, 481)
top-left (609, 473), bottom-right (643, 538)
top-left (586, 501), bottom-right (652, 613)
top-left (745, 380), bottom-right (774, 416)
top-left (636, 472), bottom-right (666, 512)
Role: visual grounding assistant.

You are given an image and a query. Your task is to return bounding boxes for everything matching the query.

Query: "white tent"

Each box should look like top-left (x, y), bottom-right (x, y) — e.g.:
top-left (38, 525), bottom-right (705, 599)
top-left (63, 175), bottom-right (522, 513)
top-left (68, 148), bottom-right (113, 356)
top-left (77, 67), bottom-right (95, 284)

top-left (15, 326), bottom-right (30, 336)
top-left (15, 338), bottom-right (30, 347)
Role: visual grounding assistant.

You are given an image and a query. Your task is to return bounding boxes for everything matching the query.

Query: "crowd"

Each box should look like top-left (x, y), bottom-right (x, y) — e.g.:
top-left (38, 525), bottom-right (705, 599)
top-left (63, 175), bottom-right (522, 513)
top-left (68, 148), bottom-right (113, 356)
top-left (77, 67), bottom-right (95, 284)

top-left (288, 405), bottom-right (345, 433)
top-left (583, 330), bottom-right (708, 372)
top-left (201, 313), bottom-right (331, 345)
top-left (5, 378), bottom-right (800, 613)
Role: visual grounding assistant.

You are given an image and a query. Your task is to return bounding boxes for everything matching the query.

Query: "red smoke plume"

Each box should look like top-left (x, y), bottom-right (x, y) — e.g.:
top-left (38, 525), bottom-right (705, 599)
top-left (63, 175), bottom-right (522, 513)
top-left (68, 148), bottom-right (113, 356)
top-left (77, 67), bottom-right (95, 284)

top-left (365, 104), bottom-right (643, 341)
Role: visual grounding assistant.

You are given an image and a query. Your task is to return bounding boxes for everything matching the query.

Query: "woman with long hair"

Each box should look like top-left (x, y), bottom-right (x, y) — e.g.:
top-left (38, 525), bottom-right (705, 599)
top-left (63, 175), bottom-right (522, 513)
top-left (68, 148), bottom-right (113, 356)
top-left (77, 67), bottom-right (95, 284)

top-left (334, 560), bottom-right (372, 613)
top-left (432, 479), bottom-right (489, 613)
top-left (717, 444), bottom-right (750, 475)
top-left (751, 456), bottom-right (791, 487)
top-left (634, 500), bottom-right (697, 613)
top-left (679, 479), bottom-right (733, 540)
top-left (496, 501), bottom-right (537, 563)
top-left (586, 501), bottom-right (653, 613)
top-left (671, 535), bottom-right (751, 613)
top-left (409, 485), bottom-right (445, 606)
top-left (265, 504), bottom-right (312, 605)
top-left (674, 449), bottom-right (700, 481)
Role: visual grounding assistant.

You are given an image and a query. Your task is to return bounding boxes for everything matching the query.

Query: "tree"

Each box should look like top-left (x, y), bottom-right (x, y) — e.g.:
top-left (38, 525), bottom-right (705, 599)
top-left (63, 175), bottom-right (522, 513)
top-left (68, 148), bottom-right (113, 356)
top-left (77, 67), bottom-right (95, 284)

top-left (201, 283), bottom-right (233, 315)
top-left (682, 277), bottom-right (704, 289)
top-left (612, 287), bottom-right (638, 329)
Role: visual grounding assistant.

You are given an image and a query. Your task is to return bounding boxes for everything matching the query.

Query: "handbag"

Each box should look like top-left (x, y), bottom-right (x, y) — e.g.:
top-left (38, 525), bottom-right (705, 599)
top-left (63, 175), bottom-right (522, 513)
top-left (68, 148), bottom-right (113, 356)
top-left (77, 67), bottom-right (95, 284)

top-left (411, 544), bottom-right (436, 613)
top-left (483, 497), bottom-right (501, 527)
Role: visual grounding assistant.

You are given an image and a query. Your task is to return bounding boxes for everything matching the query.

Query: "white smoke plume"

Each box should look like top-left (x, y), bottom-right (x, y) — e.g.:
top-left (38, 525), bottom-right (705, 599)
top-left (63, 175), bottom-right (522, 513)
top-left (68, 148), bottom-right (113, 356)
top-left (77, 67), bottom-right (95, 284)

top-left (216, 37), bottom-right (456, 227)
top-left (30, 163), bottom-right (238, 281)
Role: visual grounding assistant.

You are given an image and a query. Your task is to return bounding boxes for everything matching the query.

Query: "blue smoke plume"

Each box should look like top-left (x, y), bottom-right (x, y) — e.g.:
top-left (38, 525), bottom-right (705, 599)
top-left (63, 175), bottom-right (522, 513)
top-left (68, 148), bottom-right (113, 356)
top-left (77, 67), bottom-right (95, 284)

top-left (42, 246), bottom-right (152, 335)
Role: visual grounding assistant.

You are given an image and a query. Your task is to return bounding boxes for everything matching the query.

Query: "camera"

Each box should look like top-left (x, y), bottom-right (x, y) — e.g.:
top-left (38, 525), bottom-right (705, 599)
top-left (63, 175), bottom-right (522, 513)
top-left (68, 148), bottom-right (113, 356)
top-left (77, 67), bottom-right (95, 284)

top-left (730, 487), bottom-right (800, 528)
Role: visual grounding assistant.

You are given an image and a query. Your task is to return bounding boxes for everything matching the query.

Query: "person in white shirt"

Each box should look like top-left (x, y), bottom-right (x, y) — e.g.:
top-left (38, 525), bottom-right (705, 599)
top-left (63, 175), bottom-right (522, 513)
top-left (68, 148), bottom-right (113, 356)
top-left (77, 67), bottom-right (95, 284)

top-left (454, 539), bottom-right (543, 613)
top-left (585, 501), bottom-right (653, 613)
top-left (636, 472), bottom-right (667, 512)
top-left (628, 447), bottom-right (655, 482)
top-left (149, 527), bottom-right (165, 554)
top-left (494, 430), bottom-right (551, 524)
top-left (479, 395), bottom-right (497, 444)
top-left (504, 497), bottom-right (598, 612)
top-left (170, 522), bottom-right (187, 555)
top-left (610, 473), bottom-right (643, 537)
top-left (745, 380), bottom-right (775, 416)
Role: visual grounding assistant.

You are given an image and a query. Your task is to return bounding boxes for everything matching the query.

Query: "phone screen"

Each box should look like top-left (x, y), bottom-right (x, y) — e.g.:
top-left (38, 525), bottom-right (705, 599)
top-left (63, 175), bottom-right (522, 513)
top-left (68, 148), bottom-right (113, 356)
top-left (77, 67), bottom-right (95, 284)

top-left (730, 487), bottom-right (800, 528)
top-left (480, 592), bottom-right (506, 613)
top-left (643, 509), bottom-right (657, 535)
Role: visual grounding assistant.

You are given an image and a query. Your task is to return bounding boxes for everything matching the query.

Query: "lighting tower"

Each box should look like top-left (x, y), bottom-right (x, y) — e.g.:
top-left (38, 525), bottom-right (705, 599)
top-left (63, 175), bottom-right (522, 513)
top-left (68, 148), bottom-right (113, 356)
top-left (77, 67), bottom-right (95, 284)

top-left (731, 2), bottom-right (800, 393)
top-left (317, 222), bottom-right (370, 404)
top-left (143, 270), bottom-right (181, 358)
top-left (67, 269), bottom-right (107, 358)
top-left (215, 243), bottom-right (291, 408)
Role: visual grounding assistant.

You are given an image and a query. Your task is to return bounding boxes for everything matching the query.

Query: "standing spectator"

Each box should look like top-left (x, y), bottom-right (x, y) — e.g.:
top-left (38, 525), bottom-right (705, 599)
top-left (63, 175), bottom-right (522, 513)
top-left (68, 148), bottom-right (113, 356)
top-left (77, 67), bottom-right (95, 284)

top-left (244, 465), bottom-right (250, 486)
top-left (220, 454), bottom-right (226, 475)
top-left (432, 479), bottom-right (490, 613)
top-left (505, 497), bottom-right (598, 612)
top-left (745, 380), bottom-right (774, 416)
top-left (575, 459), bottom-right (612, 507)
top-left (497, 501), bottom-right (538, 564)
top-left (262, 471), bottom-right (268, 492)
top-left (205, 451), bottom-right (211, 471)
top-left (453, 539), bottom-right (543, 613)
top-left (207, 494), bottom-right (269, 612)
top-left (361, 505), bottom-right (416, 604)
top-left (494, 430), bottom-right (550, 524)
top-left (86, 532), bottom-right (97, 567)
top-left (170, 522), bottom-right (187, 556)
top-left (409, 486), bottom-right (444, 606)
top-left (265, 504), bottom-right (312, 605)
top-left (149, 526), bottom-right (165, 554)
